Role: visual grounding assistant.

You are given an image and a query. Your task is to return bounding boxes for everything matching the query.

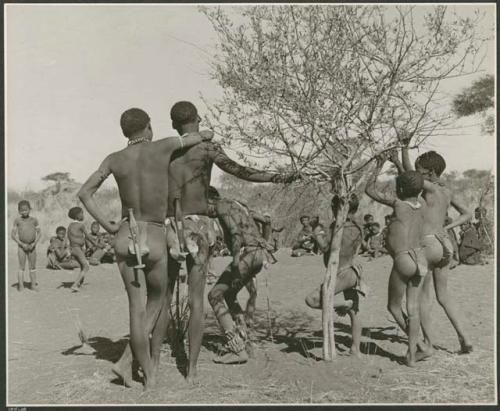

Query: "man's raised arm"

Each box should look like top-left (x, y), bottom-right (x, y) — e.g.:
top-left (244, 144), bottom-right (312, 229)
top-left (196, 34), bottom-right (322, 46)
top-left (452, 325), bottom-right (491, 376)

top-left (365, 157), bottom-right (395, 207)
top-left (78, 155), bottom-right (121, 234)
top-left (211, 144), bottom-right (297, 183)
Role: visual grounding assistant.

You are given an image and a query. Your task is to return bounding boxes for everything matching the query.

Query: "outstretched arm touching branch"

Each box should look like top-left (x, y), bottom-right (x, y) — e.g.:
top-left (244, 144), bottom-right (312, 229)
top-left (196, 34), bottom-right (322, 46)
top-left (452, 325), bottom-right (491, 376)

top-left (365, 156), bottom-right (395, 207)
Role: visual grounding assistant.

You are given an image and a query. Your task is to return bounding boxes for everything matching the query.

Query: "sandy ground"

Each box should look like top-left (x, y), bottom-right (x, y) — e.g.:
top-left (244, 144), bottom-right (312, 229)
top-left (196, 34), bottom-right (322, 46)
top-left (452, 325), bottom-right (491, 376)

top-left (7, 246), bottom-right (496, 405)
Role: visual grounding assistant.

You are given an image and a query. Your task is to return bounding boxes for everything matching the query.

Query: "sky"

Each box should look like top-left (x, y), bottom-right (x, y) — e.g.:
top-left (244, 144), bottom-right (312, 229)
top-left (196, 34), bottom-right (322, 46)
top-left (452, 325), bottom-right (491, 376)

top-left (5, 4), bottom-right (496, 192)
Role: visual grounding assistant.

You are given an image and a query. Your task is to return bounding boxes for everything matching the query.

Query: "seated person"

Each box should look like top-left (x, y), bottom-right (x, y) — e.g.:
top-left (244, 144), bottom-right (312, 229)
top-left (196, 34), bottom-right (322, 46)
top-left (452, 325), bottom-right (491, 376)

top-left (360, 214), bottom-right (375, 253)
top-left (459, 222), bottom-right (485, 265)
top-left (291, 215), bottom-right (315, 257)
top-left (46, 226), bottom-right (80, 270)
top-left (366, 222), bottom-right (384, 258)
top-left (86, 221), bottom-right (114, 266)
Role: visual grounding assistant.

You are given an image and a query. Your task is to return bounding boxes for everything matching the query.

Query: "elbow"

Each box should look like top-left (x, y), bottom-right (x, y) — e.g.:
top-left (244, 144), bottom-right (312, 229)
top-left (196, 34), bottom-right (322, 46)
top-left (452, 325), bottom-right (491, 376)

top-left (77, 188), bottom-right (89, 203)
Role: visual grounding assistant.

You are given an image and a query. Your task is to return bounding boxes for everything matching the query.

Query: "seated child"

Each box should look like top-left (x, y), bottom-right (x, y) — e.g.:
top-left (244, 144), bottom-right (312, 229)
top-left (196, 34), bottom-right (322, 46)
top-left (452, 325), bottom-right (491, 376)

top-left (367, 222), bottom-right (384, 259)
top-left (11, 200), bottom-right (41, 291)
top-left (47, 226), bottom-right (80, 270)
top-left (459, 222), bottom-right (484, 265)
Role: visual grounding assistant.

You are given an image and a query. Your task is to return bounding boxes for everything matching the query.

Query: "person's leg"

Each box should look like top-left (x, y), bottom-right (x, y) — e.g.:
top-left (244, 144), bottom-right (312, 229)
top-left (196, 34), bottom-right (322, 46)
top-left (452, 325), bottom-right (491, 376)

top-left (405, 274), bottom-right (424, 367)
top-left (305, 267), bottom-right (358, 309)
top-left (244, 278), bottom-right (257, 328)
top-left (387, 264), bottom-right (408, 333)
top-left (347, 309), bottom-right (361, 357)
top-left (185, 235), bottom-right (209, 383)
top-left (418, 273), bottom-right (434, 355)
top-left (59, 259), bottom-right (80, 270)
top-left (433, 266), bottom-right (473, 352)
top-left (70, 246), bottom-right (90, 291)
top-left (17, 246), bottom-right (27, 291)
top-left (28, 248), bottom-right (39, 291)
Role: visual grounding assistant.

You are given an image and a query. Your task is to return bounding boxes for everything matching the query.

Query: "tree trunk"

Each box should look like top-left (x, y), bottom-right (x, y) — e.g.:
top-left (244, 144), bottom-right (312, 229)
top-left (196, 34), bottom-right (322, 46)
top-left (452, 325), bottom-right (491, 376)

top-left (321, 200), bottom-right (349, 361)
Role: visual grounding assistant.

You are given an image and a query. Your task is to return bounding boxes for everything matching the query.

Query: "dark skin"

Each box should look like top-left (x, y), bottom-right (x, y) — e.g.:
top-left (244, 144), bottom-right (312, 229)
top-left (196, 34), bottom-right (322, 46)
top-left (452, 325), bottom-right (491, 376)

top-left (11, 205), bottom-right (41, 291)
top-left (78, 121), bottom-right (213, 390)
top-left (207, 197), bottom-right (268, 348)
top-left (149, 112), bottom-right (297, 382)
top-left (305, 211), bottom-right (364, 355)
top-left (366, 155), bottom-right (427, 367)
top-left (400, 138), bottom-right (473, 353)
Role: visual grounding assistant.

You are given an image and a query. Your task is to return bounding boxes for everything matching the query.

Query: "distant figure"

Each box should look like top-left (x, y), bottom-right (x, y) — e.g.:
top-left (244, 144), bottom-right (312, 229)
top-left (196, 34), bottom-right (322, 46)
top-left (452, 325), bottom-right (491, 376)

top-left (459, 222), bottom-right (484, 266)
top-left (86, 221), bottom-right (114, 265)
top-left (444, 216), bottom-right (460, 269)
top-left (360, 214), bottom-right (375, 253)
top-left (11, 200), bottom-right (41, 291)
top-left (46, 226), bottom-right (80, 270)
top-left (381, 214), bottom-right (394, 254)
top-left (367, 222), bottom-right (384, 259)
top-left (67, 207), bottom-right (97, 292)
top-left (291, 215), bottom-right (315, 257)
top-left (474, 206), bottom-right (492, 255)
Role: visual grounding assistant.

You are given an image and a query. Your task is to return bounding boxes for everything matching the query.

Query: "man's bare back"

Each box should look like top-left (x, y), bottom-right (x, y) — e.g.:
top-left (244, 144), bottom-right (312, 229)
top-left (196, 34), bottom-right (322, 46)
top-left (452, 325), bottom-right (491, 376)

top-left (167, 141), bottom-right (284, 217)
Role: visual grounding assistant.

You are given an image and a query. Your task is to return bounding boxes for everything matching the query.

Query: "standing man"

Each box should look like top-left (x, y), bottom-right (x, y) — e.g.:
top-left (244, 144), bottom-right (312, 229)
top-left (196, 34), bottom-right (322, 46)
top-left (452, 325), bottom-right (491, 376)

top-left (115, 101), bottom-right (298, 383)
top-left (78, 107), bottom-right (213, 389)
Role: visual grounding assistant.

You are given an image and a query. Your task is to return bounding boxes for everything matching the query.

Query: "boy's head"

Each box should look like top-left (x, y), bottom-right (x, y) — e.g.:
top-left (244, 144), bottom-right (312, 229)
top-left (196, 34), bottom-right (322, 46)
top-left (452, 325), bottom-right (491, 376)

top-left (56, 226), bottom-right (66, 240)
top-left (415, 151), bottom-right (446, 180)
top-left (90, 221), bottom-right (100, 234)
top-left (68, 206), bottom-right (84, 221)
top-left (310, 216), bottom-right (320, 228)
top-left (396, 170), bottom-right (424, 199)
top-left (370, 222), bottom-right (381, 235)
top-left (384, 214), bottom-right (393, 225)
top-left (170, 101), bottom-right (201, 134)
top-left (18, 200), bottom-right (31, 217)
top-left (207, 186), bottom-right (221, 218)
top-left (120, 108), bottom-right (152, 141)
top-left (299, 215), bottom-right (310, 227)
top-left (364, 214), bottom-right (374, 224)
top-left (263, 212), bottom-right (271, 223)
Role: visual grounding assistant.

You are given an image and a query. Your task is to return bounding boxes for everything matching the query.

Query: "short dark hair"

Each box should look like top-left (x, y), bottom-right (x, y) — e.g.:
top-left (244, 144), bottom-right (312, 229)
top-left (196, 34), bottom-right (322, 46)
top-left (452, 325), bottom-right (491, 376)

top-left (91, 221), bottom-right (100, 227)
top-left (56, 226), bottom-right (66, 233)
top-left (396, 171), bottom-right (424, 198)
top-left (208, 186), bottom-right (220, 200)
top-left (299, 215), bottom-right (310, 223)
top-left (18, 200), bottom-right (31, 210)
top-left (415, 151), bottom-right (446, 177)
top-left (68, 206), bottom-right (83, 220)
top-left (364, 214), bottom-right (373, 221)
top-left (371, 222), bottom-right (381, 229)
top-left (170, 101), bottom-right (198, 129)
top-left (120, 108), bottom-right (150, 138)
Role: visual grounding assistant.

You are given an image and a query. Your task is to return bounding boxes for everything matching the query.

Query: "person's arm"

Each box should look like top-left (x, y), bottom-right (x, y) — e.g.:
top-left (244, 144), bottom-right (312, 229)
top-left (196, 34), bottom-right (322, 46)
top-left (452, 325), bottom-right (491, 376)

top-left (78, 155), bottom-right (122, 234)
top-left (211, 143), bottom-right (298, 183)
top-left (388, 149), bottom-right (405, 174)
top-left (445, 194), bottom-right (472, 230)
top-left (32, 218), bottom-right (41, 249)
top-left (398, 131), bottom-right (414, 171)
top-left (365, 158), bottom-right (396, 207)
top-left (11, 219), bottom-right (24, 248)
top-left (162, 130), bottom-right (213, 155)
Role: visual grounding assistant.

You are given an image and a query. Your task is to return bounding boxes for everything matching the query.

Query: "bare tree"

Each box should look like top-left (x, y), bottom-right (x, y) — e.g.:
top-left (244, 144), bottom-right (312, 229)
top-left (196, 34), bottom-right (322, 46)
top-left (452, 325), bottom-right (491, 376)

top-left (202, 4), bottom-right (489, 361)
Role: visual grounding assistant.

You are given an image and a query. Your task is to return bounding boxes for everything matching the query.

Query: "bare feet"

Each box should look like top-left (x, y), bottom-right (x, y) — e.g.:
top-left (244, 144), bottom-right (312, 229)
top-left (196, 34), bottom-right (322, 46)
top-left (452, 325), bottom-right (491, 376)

top-left (405, 353), bottom-right (416, 368)
top-left (112, 362), bottom-right (133, 388)
top-left (17, 283), bottom-right (24, 292)
top-left (416, 343), bottom-right (434, 362)
top-left (459, 339), bottom-right (473, 354)
top-left (350, 347), bottom-right (361, 358)
top-left (185, 367), bottom-right (200, 385)
top-left (30, 284), bottom-right (40, 292)
top-left (143, 374), bottom-right (157, 391)
top-left (70, 284), bottom-right (80, 293)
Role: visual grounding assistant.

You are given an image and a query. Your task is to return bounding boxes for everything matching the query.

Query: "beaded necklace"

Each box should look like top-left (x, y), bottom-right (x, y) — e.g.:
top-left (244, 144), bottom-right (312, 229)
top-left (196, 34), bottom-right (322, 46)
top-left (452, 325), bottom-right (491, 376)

top-left (128, 137), bottom-right (151, 146)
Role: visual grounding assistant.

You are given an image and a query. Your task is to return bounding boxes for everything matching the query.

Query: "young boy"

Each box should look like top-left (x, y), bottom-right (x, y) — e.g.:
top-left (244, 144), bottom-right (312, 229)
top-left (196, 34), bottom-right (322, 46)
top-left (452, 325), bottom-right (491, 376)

top-left (401, 144), bottom-right (473, 354)
top-left (291, 215), bottom-right (315, 257)
top-left (11, 200), bottom-right (41, 291)
top-left (365, 155), bottom-right (428, 367)
top-left (459, 222), bottom-right (484, 265)
top-left (78, 107), bottom-right (213, 390)
top-left (206, 187), bottom-right (276, 364)
top-left (304, 194), bottom-right (368, 357)
top-left (68, 207), bottom-right (97, 292)
top-left (86, 221), bottom-right (112, 265)
top-left (47, 226), bottom-right (80, 270)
